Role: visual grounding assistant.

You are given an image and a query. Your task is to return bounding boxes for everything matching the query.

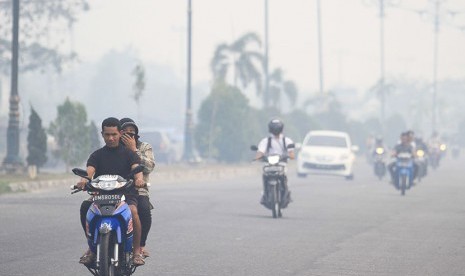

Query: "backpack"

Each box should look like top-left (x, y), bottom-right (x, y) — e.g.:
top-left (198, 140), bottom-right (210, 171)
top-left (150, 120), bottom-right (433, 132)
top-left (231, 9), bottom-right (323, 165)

top-left (266, 136), bottom-right (287, 155)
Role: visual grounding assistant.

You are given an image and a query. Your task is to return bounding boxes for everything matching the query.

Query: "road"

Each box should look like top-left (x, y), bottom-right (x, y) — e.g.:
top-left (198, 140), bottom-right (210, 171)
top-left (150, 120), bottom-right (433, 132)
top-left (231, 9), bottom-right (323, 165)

top-left (1, 157), bottom-right (465, 276)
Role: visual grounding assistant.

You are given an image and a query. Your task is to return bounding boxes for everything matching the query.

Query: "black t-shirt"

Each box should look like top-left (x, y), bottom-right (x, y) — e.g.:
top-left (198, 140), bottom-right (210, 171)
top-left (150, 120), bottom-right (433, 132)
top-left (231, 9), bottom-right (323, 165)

top-left (87, 144), bottom-right (140, 179)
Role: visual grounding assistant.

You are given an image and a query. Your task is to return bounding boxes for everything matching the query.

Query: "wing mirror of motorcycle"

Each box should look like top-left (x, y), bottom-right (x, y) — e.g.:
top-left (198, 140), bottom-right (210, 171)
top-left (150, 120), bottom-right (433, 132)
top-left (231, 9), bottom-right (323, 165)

top-left (351, 145), bottom-right (360, 152)
top-left (250, 145), bottom-right (258, 151)
top-left (72, 168), bottom-right (91, 181)
top-left (287, 143), bottom-right (295, 149)
top-left (127, 165), bottom-right (145, 179)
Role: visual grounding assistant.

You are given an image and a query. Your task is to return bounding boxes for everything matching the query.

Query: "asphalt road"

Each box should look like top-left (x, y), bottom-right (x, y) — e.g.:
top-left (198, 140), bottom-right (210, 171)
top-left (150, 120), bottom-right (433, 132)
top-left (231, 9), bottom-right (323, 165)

top-left (1, 156), bottom-right (465, 276)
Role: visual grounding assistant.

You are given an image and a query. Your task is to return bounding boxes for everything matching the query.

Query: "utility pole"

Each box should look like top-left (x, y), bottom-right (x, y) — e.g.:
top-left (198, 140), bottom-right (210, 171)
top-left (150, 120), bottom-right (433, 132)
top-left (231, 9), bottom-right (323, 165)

top-left (379, 0), bottom-right (386, 136)
top-left (264, 0), bottom-right (270, 108)
top-left (364, 0), bottom-right (398, 136)
top-left (432, 0), bottom-right (440, 133)
top-left (3, 0), bottom-right (22, 171)
top-left (316, 0), bottom-right (324, 94)
top-left (182, 0), bottom-right (194, 162)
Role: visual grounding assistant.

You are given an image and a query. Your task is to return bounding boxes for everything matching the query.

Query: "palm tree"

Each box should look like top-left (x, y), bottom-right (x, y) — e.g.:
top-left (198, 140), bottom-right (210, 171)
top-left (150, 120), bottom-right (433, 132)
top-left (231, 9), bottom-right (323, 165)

top-left (210, 32), bottom-right (264, 95)
top-left (268, 68), bottom-right (298, 111)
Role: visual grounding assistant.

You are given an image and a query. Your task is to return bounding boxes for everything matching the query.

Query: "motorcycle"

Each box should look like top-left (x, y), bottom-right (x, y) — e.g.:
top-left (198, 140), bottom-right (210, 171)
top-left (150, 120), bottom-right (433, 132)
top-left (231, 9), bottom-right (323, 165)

top-left (251, 144), bottom-right (294, 219)
top-left (373, 147), bottom-right (386, 180)
top-left (394, 152), bottom-right (414, 196)
top-left (415, 148), bottom-right (427, 182)
top-left (71, 166), bottom-right (144, 276)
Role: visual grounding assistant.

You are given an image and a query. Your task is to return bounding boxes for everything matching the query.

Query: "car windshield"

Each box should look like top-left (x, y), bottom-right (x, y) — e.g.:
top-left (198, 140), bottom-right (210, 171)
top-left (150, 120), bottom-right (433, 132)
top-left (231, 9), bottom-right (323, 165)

top-left (306, 135), bottom-right (347, 148)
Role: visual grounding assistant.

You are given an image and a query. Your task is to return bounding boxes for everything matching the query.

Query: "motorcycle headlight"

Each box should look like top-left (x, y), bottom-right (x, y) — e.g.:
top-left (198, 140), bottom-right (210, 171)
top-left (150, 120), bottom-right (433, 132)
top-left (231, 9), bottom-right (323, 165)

top-left (267, 155), bottom-right (280, 165)
top-left (440, 144), bottom-right (447, 151)
top-left (92, 175), bottom-right (127, 191)
top-left (375, 147), bottom-right (384, 155)
top-left (417, 150), bottom-right (425, 157)
top-left (92, 180), bottom-right (126, 191)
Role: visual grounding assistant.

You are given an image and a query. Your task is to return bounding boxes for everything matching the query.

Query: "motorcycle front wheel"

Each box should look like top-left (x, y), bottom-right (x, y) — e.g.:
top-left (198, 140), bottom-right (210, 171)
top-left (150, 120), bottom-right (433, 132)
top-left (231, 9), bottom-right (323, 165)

top-left (401, 175), bottom-right (406, 196)
top-left (99, 232), bottom-right (116, 276)
top-left (270, 185), bottom-right (281, 219)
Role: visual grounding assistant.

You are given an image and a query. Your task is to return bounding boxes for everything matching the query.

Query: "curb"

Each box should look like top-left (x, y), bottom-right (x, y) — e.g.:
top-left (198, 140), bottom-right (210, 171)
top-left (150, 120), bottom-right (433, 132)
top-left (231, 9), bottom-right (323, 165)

top-left (7, 165), bottom-right (260, 192)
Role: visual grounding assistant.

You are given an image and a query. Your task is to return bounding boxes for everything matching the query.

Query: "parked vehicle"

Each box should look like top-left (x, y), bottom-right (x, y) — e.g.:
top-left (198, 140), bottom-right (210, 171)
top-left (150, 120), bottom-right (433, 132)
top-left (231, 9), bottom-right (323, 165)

top-left (139, 129), bottom-right (180, 163)
top-left (71, 166), bottom-right (144, 276)
top-left (297, 131), bottom-right (357, 180)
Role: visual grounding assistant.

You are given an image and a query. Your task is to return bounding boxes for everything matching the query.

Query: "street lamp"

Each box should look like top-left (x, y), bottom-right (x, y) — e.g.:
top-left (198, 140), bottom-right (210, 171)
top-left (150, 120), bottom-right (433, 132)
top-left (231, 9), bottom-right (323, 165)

top-left (364, 0), bottom-right (399, 136)
top-left (182, 0), bottom-right (195, 162)
top-left (316, 0), bottom-right (324, 94)
top-left (3, 0), bottom-right (23, 171)
top-left (264, 0), bottom-right (270, 108)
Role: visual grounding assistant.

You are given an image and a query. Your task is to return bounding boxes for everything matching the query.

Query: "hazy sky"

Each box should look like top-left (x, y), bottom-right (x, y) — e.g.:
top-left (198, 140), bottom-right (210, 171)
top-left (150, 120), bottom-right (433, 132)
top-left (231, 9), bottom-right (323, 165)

top-left (71, 0), bottom-right (465, 97)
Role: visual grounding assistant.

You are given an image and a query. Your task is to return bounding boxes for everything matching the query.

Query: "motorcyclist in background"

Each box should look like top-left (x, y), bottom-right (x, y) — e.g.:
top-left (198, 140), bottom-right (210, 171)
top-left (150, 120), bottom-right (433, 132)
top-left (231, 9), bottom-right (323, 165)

top-left (255, 119), bottom-right (295, 206)
top-left (371, 136), bottom-right (387, 158)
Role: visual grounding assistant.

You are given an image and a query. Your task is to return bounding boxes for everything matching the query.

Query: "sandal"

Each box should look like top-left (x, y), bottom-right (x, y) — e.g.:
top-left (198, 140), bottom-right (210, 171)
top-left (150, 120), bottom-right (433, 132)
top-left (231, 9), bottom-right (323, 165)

top-left (132, 254), bottom-right (145, 266)
top-left (141, 248), bottom-right (150, 258)
top-left (79, 251), bottom-right (96, 265)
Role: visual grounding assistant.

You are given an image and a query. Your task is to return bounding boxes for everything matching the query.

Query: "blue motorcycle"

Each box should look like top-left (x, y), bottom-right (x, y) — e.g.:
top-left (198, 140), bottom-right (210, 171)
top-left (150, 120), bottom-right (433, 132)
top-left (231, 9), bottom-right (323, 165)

top-left (72, 166), bottom-right (143, 276)
top-left (394, 152), bottom-right (414, 196)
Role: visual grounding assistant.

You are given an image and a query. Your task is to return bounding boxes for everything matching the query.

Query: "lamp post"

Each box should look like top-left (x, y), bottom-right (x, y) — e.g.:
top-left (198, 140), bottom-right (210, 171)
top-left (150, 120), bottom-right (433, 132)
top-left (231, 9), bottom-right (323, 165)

top-left (316, 0), bottom-right (324, 94)
top-left (264, 0), bottom-right (270, 109)
top-left (364, 0), bottom-right (399, 136)
top-left (182, 0), bottom-right (195, 162)
top-left (3, 0), bottom-right (22, 171)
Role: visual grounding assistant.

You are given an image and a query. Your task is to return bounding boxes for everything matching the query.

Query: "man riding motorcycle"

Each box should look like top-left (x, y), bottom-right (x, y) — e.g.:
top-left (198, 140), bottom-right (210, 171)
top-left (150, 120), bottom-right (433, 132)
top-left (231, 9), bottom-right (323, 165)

top-left (254, 119), bottom-right (295, 206)
top-left (77, 117), bottom-right (146, 266)
top-left (388, 132), bottom-right (417, 186)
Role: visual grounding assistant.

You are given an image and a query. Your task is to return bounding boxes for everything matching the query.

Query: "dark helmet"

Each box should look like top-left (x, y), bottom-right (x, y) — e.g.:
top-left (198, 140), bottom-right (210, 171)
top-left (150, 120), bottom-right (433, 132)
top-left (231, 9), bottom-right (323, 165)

top-left (120, 117), bottom-right (139, 135)
top-left (268, 119), bottom-right (284, 136)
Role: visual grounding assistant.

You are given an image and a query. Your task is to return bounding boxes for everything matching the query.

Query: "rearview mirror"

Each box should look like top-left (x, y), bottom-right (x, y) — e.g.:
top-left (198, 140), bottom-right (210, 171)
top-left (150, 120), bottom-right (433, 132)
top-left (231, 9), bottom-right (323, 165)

top-left (287, 144), bottom-right (295, 149)
top-left (351, 145), bottom-right (360, 152)
top-left (72, 168), bottom-right (90, 180)
top-left (250, 145), bottom-right (258, 151)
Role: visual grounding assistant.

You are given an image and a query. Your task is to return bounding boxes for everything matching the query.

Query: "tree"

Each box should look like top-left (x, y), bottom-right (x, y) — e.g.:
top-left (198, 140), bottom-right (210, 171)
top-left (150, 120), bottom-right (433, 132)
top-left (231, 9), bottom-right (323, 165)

top-left (210, 32), bottom-right (264, 95)
top-left (131, 62), bottom-right (146, 106)
top-left (195, 82), bottom-right (258, 162)
top-left (0, 0), bottom-right (89, 73)
top-left (268, 68), bottom-right (298, 111)
top-left (49, 98), bottom-right (90, 171)
top-left (26, 106), bottom-right (47, 171)
top-left (88, 120), bottom-right (101, 152)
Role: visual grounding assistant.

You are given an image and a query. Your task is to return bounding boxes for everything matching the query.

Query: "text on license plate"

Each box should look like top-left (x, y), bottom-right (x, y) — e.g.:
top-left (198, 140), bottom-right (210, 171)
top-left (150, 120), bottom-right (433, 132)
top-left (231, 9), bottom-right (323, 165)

top-left (94, 195), bottom-right (122, 201)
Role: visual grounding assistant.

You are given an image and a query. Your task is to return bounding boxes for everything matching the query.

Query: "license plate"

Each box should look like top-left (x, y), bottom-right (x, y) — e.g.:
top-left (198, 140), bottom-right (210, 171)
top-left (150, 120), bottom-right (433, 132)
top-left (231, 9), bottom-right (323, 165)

top-left (93, 194), bottom-right (122, 204)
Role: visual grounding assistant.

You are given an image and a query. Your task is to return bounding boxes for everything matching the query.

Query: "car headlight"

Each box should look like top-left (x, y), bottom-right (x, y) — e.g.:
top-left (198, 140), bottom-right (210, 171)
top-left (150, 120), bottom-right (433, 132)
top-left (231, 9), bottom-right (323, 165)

top-left (340, 154), bottom-right (349, 161)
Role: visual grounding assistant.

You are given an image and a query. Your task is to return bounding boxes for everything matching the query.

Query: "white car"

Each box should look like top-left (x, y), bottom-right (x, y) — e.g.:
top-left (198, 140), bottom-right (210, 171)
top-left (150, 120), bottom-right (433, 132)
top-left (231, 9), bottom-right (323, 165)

top-left (297, 130), bottom-right (357, 180)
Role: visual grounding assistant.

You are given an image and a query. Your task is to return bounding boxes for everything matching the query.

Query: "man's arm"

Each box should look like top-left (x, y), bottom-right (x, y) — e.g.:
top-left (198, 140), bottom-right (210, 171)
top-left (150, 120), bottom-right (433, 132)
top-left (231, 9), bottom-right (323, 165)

top-left (138, 143), bottom-right (155, 174)
top-left (131, 163), bottom-right (144, 188)
top-left (76, 166), bottom-right (96, 189)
